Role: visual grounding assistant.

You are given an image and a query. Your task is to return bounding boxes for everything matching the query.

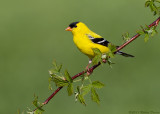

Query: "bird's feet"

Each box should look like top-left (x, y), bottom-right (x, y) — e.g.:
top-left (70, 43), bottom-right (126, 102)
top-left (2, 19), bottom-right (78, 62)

top-left (85, 60), bottom-right (93, 76)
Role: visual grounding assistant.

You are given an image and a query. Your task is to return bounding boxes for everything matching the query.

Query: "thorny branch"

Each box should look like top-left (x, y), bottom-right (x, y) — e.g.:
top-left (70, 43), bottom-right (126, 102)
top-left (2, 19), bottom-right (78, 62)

top-left (33, 17), bottom-right (160, 112)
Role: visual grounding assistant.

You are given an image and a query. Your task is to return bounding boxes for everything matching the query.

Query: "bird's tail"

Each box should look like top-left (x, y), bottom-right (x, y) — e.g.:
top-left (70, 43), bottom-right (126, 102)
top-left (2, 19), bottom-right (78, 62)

top-left (116, 51), bottom-right (134, 57)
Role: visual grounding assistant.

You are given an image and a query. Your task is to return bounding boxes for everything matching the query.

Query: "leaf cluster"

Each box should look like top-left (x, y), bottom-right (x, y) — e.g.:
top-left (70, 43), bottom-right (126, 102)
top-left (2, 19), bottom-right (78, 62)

top-left (145, 0), bottom-right (160, 16)
top-left (49, 61), bottom-right (73, 96)
top-left (122, 32), bottom-right (130, 43)
top-left (28, 95), bottom-right (44, 114)
top-left (137, 25), bottom-right (157, 42)
top-left (49, 61), bottom-right (105, 105)
top-left (92, 48), bottom-right (102, 65)
top-left (75, 81), bottom-right (104, 105)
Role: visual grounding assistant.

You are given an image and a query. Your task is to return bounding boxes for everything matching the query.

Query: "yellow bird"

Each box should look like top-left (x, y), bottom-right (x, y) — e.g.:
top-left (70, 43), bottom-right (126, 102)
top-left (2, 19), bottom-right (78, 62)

top-left (66, 22), bottom-right (134, 68)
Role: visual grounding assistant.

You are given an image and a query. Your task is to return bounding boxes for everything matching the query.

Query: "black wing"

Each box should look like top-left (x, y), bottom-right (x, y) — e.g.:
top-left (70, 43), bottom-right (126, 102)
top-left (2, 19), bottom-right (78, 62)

top-left (86, 34), bottom-right (134, 57)
top-left (87, 34), bottom-right (110, 47)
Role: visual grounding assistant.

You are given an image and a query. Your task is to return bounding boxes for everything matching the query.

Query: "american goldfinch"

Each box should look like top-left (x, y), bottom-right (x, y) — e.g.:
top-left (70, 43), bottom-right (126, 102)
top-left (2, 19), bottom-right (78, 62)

top-left (66, 22), bottom-right (134, 68)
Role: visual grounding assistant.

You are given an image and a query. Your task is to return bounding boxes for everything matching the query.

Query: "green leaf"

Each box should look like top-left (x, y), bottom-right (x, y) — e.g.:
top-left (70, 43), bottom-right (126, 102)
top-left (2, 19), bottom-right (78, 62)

top-left (107, 43), bottom-right (116, 58)
top-left (145, 1), bottom-right (151, 7)
top-left (92, 48), bottom-right (102, 55)
top-left (51, 61), bottom-right (62, 72)
top-left (57, 64), bottom-right (62, 72)
top-left (49, 67), bottom-right (63, 77)
top-left (49, 69), bottom-right (59, 76)
top-left (136, 30), bottom-right (144, 35)
top-left (151, 26), bottom-right (158, 36)
top-left (81, 84), bottom-right (92, 96)
top-left (92, 54), bottom-right (102, 65)
top-left (145, 24), bottom-right (150, 30)
top-left (67, 83), bottom-right (73, 96)
top-left (32, 96), bottom-right (44, 113)
top-left (53, 76), bottom-right (68, 87)
top-left (32, 96), bottom-right (39, 108)
top-left (122, 32), bottom-right (130, 42)
top-left (156, 0), bottom-right (160, 3)
top-left (33, 110), bottom-right (43, 114)
top-left (76, 86), bottom-right (86, 105)
top-left (91, 87), bottom-right (100, 104)
top-left (157, 6), bottom-right (160, 15)
top-left (106, 58), bottom-right (115, 68)
top-left (92, 48), bottom-right (102, 65)
top-left (107, 51), bottom-right (114, 58)
top-left (108, 43), bottom-right (117, 53)
top-left (144, 33), bottom-right (149, 42)
top-left (64, 70), bottom-right (73, 83)
top-left (52, 61), bottom-right (58, 70)
top-left (77, 86), bottom-right (81, 93)
top-left (151, 29), bottom-right (158, 36)
top-left (92, 81), bottom-right (105, 89)
top-left (78, 94), bottom-right (86, 105)
top-left (48, 77), bottom-right (53, 90)
top-left (150, 4), bottom-right (155, 12)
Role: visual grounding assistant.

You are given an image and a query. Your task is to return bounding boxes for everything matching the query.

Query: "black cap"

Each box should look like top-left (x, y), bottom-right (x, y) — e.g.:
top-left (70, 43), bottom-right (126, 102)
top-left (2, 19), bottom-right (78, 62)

top-left (69, 22), bottom-right (79, 28)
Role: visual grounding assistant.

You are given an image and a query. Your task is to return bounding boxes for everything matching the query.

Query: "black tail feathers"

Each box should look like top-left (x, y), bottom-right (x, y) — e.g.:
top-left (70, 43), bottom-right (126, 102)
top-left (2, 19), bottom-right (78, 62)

top-left (116, 51), bottom-right (134, 57)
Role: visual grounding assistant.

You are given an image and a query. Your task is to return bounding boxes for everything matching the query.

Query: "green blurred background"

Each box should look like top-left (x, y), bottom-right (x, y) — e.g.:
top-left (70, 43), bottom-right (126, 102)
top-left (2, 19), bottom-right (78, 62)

top-left (0, 0), bottom-right (160, 114)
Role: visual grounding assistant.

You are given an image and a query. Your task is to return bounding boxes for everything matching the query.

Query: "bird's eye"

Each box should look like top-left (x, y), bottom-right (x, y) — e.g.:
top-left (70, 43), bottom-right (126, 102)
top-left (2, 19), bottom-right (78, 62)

top-left (69, 22), bottom-right (79, 28)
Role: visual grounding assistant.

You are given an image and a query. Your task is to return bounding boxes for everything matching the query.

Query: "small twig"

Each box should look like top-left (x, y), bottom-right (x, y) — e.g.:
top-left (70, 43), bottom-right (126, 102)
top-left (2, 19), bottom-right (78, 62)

top-left (116, 17), bottom-right (160, 51)
top-left (33, 16), bottom-right (160, 112)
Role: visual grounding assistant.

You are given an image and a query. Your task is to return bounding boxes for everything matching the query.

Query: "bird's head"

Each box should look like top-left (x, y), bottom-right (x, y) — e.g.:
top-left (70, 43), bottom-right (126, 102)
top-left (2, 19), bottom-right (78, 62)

top-left (65, 22), bottom-right (90, 35)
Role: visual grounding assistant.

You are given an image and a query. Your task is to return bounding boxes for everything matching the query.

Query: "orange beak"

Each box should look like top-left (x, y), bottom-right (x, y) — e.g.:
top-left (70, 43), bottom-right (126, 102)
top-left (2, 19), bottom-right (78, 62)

top-left (65, 26), bottom-right (72, 31)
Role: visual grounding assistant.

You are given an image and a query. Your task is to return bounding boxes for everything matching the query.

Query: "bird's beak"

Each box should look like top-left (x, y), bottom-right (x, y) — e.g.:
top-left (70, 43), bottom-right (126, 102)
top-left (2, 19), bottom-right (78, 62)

top-left (65, 27), bottom-right (72, 31)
